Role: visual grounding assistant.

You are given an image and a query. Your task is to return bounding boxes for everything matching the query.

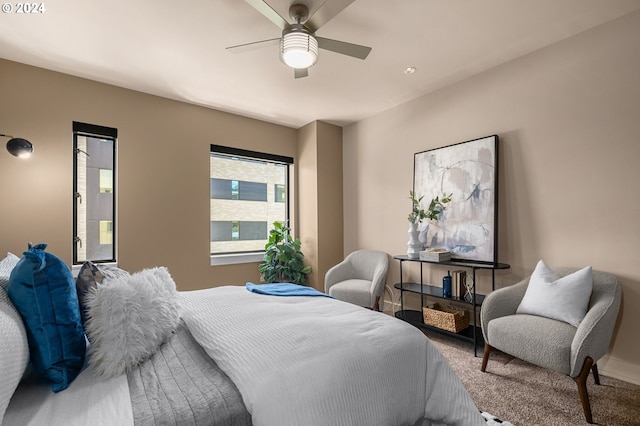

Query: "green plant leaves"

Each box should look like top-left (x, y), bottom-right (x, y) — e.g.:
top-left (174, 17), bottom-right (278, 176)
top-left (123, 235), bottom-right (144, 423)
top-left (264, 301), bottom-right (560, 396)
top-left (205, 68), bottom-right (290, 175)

top-left (259, 222), bottom-right (312, 286)
top-left (409, 190), bottom-right (453, 223)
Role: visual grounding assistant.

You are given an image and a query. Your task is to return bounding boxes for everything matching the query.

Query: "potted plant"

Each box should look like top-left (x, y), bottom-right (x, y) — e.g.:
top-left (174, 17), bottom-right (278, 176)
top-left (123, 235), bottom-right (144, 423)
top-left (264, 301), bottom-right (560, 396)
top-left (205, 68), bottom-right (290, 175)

top-left (408, 190), bottom-right (428, 224)
top-left (408, 190), bottom-right (453, 224)
top-left (258, 221), bottom-right (312, 286)
top-left (425, 192), bottom-right (453, 221)
top-left (407, 190), bottom-right (452, 258)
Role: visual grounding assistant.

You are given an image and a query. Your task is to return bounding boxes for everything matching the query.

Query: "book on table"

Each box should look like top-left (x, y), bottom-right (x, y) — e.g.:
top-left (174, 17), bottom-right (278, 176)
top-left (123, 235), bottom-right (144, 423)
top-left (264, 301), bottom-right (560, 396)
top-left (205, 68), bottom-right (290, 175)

top-left (451, 270), bottom-right (467, 299)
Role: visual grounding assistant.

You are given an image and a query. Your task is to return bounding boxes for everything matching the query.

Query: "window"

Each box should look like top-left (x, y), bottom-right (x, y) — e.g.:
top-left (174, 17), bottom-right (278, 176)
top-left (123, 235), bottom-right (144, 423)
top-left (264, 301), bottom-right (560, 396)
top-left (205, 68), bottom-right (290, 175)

top-left (73, 122), bottom-right (117, 264)
top-left (210, 145), bottom-right (292, 258)
top-left (275, 184), bottom-right (286, 203)
top-left (210, 221), bottom-right (268, 242)
top-left (210, 179), bottom-right (268, 201)
top-left (231, 180), bottom-right (239, 200)
top-left (99, 220), bottom-right (113, 244)
top-left (99, 169), bottom-right (113, 193)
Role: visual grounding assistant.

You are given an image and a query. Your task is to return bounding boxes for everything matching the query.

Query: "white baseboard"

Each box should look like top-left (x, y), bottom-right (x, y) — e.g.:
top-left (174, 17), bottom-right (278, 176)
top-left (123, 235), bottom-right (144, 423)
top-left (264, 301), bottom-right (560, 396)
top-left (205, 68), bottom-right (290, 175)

top-left (598, 354), bottom-right (640, 386)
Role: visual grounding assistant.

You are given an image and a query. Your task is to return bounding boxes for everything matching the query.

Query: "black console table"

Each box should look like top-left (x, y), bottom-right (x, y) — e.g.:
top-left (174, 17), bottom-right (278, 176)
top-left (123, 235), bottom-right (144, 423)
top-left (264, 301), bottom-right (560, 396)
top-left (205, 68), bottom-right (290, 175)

top-left (393, 255), bottom-right (510, 356)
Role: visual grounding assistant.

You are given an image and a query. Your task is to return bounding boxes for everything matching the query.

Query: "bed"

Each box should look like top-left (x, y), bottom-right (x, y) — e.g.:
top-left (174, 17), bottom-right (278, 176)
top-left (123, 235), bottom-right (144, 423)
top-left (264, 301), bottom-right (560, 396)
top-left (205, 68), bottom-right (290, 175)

top-left (0, 250), bottom-right (485, 426)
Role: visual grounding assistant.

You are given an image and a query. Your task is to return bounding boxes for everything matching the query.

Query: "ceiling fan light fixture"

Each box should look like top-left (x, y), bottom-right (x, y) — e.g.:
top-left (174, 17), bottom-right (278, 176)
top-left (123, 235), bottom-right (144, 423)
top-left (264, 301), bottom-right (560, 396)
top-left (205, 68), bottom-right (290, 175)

top-left (280, 28), bottom-right (318, 69)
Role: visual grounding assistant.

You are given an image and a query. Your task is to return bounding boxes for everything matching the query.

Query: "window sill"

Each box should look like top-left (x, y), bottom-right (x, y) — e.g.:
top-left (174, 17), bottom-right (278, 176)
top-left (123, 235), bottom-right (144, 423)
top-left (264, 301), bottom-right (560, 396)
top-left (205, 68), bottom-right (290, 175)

top-left (71, 261), bottom-right (118, 277)
top-left (210, 252), bottom-right (264, 266)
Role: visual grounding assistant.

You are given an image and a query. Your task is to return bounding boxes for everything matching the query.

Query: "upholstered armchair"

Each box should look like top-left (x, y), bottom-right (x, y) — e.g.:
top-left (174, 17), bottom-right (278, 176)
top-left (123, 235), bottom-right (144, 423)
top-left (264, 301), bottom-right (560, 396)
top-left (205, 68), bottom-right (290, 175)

top-left (324, 250), bottom-right (389, 311)
top-left (480, 266), bottom-right (621, 424)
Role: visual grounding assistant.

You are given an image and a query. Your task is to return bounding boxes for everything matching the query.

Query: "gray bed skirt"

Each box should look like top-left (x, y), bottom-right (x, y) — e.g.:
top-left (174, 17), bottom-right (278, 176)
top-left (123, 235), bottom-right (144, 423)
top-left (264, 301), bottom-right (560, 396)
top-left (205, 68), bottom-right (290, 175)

top-left (127, 321), bottom-right (252, 426)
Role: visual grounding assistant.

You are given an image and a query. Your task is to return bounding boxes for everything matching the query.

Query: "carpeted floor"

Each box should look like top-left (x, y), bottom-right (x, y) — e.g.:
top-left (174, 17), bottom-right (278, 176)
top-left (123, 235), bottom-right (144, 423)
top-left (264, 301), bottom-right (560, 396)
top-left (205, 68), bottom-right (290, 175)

top-left (427, 332), bottom-right (640, 426)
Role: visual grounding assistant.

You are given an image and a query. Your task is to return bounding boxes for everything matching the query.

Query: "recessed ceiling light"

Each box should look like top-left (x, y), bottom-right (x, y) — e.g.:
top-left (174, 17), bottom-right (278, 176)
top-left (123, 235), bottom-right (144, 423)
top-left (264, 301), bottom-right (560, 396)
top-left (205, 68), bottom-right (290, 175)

top-left (404, 67), bottom-right (416, 75)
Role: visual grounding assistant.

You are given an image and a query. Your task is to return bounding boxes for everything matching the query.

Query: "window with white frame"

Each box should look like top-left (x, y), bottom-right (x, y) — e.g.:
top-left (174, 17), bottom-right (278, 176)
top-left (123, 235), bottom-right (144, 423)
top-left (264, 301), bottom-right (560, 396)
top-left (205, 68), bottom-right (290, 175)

top-left (210, 145), bottom-right (292, 257)
top-left (73, 122), bottom-right (117, 264)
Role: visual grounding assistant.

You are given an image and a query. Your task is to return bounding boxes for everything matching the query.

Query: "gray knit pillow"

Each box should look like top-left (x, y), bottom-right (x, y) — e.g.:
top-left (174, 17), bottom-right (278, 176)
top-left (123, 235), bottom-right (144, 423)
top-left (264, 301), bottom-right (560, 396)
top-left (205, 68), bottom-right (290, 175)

top-left (0, 286), bottom-right (29, 422)
top-left (0, 253), bottom-right (20, 292)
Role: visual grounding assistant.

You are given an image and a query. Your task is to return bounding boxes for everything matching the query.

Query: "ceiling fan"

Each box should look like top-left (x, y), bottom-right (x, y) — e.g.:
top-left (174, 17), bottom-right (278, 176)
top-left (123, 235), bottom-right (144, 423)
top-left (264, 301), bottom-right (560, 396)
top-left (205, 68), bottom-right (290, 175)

top-left (226, 0), bottom-right (372, 79)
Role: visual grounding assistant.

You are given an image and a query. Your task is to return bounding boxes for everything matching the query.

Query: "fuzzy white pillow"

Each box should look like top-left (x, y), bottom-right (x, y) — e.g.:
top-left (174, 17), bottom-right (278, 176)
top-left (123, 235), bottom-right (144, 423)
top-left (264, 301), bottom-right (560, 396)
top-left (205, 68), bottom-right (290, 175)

top-left (516, 260), bottom-right (593, 327)
top-left (85, 266), bottom-right (181, 377)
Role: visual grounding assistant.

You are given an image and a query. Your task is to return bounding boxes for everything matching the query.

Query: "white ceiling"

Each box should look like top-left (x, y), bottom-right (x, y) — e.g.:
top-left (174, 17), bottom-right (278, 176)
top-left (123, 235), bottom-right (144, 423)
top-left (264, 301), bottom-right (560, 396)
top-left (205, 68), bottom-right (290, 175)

top-left (2, 0), bottom-right (639, 129)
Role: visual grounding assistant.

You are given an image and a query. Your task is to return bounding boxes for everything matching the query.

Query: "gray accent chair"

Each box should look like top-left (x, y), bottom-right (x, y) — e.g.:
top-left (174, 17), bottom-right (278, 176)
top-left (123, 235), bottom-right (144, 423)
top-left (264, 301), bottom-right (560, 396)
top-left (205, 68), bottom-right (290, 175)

top-left (324, 250), bottom-right (389, 311)
top-left (480, 266), bottom-right (621, 424)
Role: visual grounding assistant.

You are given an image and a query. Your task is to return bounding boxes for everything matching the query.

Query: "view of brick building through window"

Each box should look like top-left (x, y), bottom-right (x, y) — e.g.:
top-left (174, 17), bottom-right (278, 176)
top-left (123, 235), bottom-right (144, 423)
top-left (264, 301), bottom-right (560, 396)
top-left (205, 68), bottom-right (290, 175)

top-left (210, 146), bottom-right (291, 256)
top-left (73, 122), bottom-right (117, 264)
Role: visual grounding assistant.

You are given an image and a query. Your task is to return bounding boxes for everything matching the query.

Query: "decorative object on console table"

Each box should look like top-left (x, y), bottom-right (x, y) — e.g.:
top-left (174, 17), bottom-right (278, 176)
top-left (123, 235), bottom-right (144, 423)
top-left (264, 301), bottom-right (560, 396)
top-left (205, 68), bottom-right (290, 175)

top-left (442, 271), bottom-right (452, 298)
top-left (407, 190), bottom-right (427, 259)
top-left (463, 275), bottom-right (474, 303)
top-left (418, 193), bottom-right (453, 248)
top-left (420, 248), bottom-right (451, 262)
top-left (423, 303), bottom-right (469, 333)
top-left (407, 189), bottom-right (452, 259)
top-left (407, 222), bottom-right (422, 259)
top-left (452, 270), bottom-right (467, 299)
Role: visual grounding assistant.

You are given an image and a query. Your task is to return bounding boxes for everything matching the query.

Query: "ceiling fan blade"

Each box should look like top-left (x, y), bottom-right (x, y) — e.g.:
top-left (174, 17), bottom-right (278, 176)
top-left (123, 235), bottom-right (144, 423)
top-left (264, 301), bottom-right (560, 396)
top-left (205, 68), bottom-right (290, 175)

top-left (306, 0), bottom-right (355, 32)
top-left (316, 36), bottom-right (371, 60)
top-left (244, 0), bottom-right (289, 30)
top-left (226, 38), bottom-right (280, 54)
top-left (294, 68), bottom-right (309, 79)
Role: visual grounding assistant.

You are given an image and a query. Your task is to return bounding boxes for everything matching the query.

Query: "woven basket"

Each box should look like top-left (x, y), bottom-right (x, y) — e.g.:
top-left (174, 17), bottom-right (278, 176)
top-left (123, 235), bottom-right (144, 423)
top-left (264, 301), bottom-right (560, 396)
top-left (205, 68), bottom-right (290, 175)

top-left (423, 303), bottom-right (470, 333)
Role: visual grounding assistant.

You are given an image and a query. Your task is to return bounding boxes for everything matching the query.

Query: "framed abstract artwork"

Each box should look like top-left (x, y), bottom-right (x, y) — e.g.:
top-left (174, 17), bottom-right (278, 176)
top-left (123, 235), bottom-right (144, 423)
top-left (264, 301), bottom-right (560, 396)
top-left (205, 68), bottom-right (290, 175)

top-left (413, 135), bottom-right (498, 263)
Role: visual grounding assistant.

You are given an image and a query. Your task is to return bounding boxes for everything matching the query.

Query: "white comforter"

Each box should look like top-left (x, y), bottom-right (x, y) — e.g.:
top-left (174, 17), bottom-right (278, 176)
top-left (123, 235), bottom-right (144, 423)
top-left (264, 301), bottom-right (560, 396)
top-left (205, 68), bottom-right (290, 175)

top-left (181, 286), bottom-right (484, 426)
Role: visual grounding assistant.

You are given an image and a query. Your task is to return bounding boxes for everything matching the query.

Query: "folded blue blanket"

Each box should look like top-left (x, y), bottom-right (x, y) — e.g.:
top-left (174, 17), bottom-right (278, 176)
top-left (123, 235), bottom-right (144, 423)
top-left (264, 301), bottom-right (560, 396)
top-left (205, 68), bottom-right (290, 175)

top-left (245, 282), bottom-right (333, 298)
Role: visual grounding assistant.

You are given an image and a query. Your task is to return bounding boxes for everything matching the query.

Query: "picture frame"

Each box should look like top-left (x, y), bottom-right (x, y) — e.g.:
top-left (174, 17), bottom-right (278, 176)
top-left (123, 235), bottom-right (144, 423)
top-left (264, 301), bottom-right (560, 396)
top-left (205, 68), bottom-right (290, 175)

top-left (413, 135), bottom-right (498, 263)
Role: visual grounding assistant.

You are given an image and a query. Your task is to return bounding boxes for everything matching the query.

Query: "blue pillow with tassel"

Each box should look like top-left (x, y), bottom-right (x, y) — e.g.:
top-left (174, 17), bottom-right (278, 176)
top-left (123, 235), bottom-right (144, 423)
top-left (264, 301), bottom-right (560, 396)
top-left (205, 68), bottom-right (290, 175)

top-left (8, 243), bottom-right (85, 392)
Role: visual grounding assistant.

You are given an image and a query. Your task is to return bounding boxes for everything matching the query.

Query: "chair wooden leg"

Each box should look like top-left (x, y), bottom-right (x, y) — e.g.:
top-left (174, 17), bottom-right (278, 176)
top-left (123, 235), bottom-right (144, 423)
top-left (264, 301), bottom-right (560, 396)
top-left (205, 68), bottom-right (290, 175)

top-left (574, 356), bottom-right (595, 424)
top-left (481, 343), bottom-right (492, 372)
top-left (592, 363), bottom-right (600, 385)
top-left (372, 295), bottom-right (381, 311)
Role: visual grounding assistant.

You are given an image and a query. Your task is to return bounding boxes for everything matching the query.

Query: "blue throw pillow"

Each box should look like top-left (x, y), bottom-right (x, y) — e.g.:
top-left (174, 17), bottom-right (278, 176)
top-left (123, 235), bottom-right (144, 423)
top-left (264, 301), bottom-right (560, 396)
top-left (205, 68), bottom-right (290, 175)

top-left (8, 243), bottom-right (85, 392)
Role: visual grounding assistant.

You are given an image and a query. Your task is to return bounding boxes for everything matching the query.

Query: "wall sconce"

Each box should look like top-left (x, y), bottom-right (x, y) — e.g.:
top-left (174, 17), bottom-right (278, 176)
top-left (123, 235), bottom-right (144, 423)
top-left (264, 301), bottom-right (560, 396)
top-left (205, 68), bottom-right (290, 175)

top-left (1, 134), bottom-right (34, 158)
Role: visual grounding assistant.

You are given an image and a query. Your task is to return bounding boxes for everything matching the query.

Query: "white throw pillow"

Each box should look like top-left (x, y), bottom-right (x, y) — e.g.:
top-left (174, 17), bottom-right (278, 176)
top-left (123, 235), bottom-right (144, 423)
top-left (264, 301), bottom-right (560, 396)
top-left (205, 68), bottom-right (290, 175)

top-left (0, 287), bottom-right (29, 423)
top-left (84, 267), bottom-right (181, 377)
top-left (516, 260), bottom-right (593, 327)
